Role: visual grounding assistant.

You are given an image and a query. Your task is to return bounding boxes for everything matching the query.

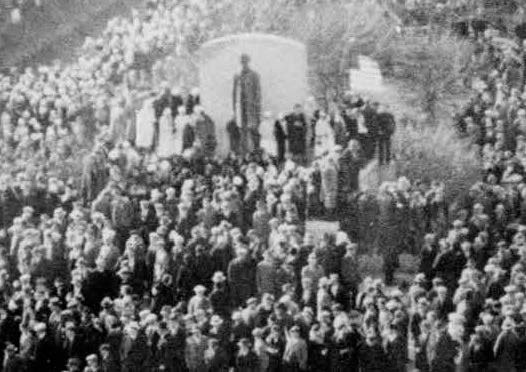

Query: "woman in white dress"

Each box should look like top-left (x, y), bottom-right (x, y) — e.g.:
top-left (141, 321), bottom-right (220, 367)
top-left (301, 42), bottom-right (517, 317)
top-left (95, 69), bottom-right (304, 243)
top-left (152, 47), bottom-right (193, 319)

top-left (157, 107), bottom-right (176, 158)
top-left (135, 97), bottom-right (156, 149)
top-left (259, 111), bottom-right (276, 157)
top-left (314, 110), bottom-right (335, 158)
top-left (173, 105), bottom-right (187, 154)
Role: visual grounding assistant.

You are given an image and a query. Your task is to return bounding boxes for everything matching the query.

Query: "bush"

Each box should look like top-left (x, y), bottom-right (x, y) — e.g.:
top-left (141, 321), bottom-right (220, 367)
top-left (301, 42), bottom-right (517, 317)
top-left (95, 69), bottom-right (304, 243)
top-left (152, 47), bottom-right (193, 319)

top-left (394, 121), bottom-right (482, 203)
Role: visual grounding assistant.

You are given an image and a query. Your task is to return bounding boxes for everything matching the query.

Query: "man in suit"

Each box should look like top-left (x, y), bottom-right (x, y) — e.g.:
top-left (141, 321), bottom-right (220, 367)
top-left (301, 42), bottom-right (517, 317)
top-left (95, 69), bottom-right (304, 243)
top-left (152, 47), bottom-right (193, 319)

top-left (361, 101), bottom-right (379, 160)
top-left (256, 251), bottom-right (279, 297)
top-left (2, 343), bottom-right (24, 372)
top-left (233, 54), bottom-right (261, 154)
top-left (110, 187), bottom-right (136, 252)
top-left (342, 106), bottom-right (359, 141)
top-left (228, 247), bottom-right (256, 308)
top-left (286, 104), bottom-right (307, 161)
top-left (120, 322), bottom-right (148, 372)
top-left (274, 114), bottom-right (288, 163)
top-left (376, 104), bottom-right (396, 165)
top-left (60, 323), bottom-right (86, 369)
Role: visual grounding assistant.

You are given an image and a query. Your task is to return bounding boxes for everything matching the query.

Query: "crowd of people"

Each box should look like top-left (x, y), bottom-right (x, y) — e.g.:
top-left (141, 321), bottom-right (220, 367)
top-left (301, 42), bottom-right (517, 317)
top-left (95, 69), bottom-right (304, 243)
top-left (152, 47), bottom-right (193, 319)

top-left (3, 0), bottom-right (526, 372)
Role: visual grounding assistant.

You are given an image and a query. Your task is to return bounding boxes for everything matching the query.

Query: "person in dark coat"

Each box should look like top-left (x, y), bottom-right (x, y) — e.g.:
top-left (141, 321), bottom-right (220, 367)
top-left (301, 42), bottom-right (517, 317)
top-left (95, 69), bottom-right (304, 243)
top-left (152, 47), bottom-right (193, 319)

top-left (232, 54), bottom-right (261, 155)
top-left (120, 323), bottom-right (149, 372)
top-left (431, 240), bottom-right (460, 293)
top-left (81, 262), bottom-right (119, 313)
top-left (151, 274), bottom-right (175, 313)
top-left (493, 319), bottom-right (520, 372)
top-left (227, 248), bottom-right (256, 308)
top-left (286, 105), bottom-right (307, 160)
top-left (419, 234), bottom-right (438, 281)
top-left (99, 343), bottom-right (120, 372)
top-left (176, 254), bottom-right (197, 301)
top-left (111, 188), bottom-right (136, 252)
top-left (182, 122), bottom-right (195, 151)
top-left (210, 272), bottom-right (230, 317)
top-left (466, 327), bottom-right (493, 372)
top-left (358, 327), bottom-right (388, 372)
top-left (204, 338), bottom-right (229, 372)
top-left (329, 325), bottom-right (354, 372)
top-left (361, 101), bottom-right (379, 160)
top-left (376, 188), bottom-right (400, 285)
top-left (384, 324), bottom-right (407, 372)
top-left (375, 105), bottom-right (396, 165)
top-left (154, 85), bottom-right (184, 121)
top-left (152, 322), bottom-right (180, 372)
top-left (186, 88), bottom-right (200, 114)
top-left (2, 343), bottom-right (25, 372)
top-left (274, 116), bottom-right (288, 163)
top-left (234, 338), bottom-right (259, 372)
top-left (338, 140), bottom-right (365, 208)
top-left (60, 323), bottom-right (86, 369)
top-left (193, 108), bottom-right (216, 157)
top-left (227, 119), bottom-right (241, 155)
top-left (430, 327), bottom-right (459, 372)
top-left (136, 200), bottom-right (158, 246)
top-left (256, 251), bottom-right (279, 297)
top-left (81, 148), bottom-right (109, 203)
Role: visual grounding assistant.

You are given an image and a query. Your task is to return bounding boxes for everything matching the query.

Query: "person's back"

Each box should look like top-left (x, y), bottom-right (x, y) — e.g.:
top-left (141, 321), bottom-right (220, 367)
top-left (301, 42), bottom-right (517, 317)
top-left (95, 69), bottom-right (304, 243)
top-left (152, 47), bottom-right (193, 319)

top-left (494, 328), bottom-right (519, 371)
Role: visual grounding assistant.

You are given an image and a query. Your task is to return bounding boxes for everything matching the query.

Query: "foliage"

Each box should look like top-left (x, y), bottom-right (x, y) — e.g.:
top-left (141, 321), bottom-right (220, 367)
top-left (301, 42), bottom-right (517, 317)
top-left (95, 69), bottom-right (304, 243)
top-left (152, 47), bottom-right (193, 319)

top-left (375, 32), bottom-right (473, 122)
top-left (394, 121), bottom-right (482, 203)
top-left (0, 0), bottom-right (142, 69)
top-left (185, 0), bottom-right (397, 106)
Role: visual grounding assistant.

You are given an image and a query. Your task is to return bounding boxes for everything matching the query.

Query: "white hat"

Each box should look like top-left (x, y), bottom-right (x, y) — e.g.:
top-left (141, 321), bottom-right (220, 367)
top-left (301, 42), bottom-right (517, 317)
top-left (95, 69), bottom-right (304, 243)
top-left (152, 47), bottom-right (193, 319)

top-left (193, 285), bottom-right (206, 294)
top-left (212, 271), bottom-right (226, 283)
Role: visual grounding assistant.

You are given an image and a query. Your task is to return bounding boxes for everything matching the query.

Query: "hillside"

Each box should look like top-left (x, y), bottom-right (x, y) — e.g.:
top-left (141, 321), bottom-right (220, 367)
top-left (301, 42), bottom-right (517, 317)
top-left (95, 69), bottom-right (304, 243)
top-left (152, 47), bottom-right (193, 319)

top-left (0, 0), bottom-right (143, 69)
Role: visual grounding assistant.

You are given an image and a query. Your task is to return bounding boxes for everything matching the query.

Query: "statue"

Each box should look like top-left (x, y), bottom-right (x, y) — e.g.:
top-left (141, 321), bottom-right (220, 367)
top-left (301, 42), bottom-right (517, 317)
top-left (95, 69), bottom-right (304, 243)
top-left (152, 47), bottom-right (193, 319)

top-left (232, 54), bottom-right (261, 154)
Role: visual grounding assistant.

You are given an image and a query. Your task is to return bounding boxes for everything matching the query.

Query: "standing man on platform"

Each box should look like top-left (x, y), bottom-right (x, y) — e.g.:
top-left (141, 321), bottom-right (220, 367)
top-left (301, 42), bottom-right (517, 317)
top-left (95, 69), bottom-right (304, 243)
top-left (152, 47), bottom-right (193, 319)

top-left (233, 54), bottom-right (262, 154)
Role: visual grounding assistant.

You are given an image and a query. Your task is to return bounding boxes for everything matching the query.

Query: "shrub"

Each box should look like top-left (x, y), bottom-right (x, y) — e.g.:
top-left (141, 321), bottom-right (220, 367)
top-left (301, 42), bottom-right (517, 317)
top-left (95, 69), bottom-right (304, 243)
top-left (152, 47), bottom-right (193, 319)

top-left (375, 32), bottom-right (473, 122)
top-left (394, 121), bottom-right (482, 203)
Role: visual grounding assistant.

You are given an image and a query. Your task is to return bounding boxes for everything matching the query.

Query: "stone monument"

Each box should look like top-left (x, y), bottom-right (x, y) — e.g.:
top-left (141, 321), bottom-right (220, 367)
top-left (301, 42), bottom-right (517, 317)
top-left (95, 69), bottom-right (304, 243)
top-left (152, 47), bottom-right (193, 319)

top-left (198, 33), bottom-right (309, 156)
top-left (349, 55), bottom-right (385, 95)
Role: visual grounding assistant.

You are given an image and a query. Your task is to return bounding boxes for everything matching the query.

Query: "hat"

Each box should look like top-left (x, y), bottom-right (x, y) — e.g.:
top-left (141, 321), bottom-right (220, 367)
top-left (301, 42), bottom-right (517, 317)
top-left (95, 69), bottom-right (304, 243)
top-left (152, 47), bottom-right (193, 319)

top-left (118, 266), bottom-right (132, 277)
top-left (67, 358), bottom-right (81, 367)
top-left (246, 297), bottom-right (258, 305)
top-left (193, 285), bottom-right (206, 294)
top-left (99, 343), bottom-right (111, 352)
top-left (4, 343), bottom-right (17, 353)
top-left (414, 273), bottom-right (426, 283)
top-left (86, 354), bottom-right (98, 363)
top-left (252, 328), bottom-right (264, 337)
top-left (237, 337), bottom-right (251, 347)
top-left (210, 315), bottom-right (223, 326)
top-left (505, 285), bottom-right (518, 293)
top-left (290, 325), bottom-right (301, 333)
top-left (127, 322), bottom-right (140, 331)
top-left (34, 323), bottom-right (47, 333)
top-left (49, 297), bottom-right (61, 306)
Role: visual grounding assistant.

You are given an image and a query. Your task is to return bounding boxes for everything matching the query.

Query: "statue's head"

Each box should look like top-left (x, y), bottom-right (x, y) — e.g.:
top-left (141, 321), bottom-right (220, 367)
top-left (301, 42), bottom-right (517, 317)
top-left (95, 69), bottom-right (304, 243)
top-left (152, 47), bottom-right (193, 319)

top-left (240, 53), bottom-right (250, 68)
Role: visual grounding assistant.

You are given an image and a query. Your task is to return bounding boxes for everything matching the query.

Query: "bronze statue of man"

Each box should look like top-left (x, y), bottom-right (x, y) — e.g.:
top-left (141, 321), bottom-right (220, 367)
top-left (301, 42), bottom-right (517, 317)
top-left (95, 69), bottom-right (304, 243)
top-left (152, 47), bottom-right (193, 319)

top-left (233, 53), bottom-right (261, 154)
